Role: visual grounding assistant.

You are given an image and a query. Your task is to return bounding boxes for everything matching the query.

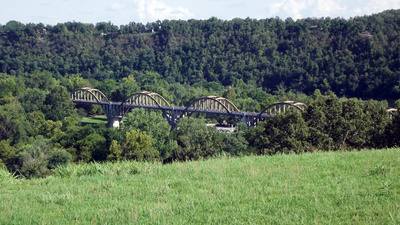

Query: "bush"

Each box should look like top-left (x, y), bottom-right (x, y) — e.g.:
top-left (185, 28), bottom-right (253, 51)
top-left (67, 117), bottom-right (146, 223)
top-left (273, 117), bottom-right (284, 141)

top-left (123, 130), bottom-right (159, 161)
top-left (170, 117), bottom-right (223, 161)
top-left (16, 136), bottom-right (71, 178)
top-left (47, 149), bottom-right (72, 169)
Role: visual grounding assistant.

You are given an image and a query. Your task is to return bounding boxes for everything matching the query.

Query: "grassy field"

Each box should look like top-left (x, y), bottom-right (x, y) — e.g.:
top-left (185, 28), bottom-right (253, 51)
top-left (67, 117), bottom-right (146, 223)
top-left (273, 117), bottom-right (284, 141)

top-left (79, 115), bottom-right (108, 126)
top-left (1, 149), bottom-right (399, 224)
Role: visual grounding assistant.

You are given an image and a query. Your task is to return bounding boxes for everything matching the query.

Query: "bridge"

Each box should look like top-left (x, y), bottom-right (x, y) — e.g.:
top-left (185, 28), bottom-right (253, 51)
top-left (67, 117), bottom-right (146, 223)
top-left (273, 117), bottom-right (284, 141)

top-left (71, 87), bottom-right (397, 129)
top-left (71, 87), bottom-right (307, 128)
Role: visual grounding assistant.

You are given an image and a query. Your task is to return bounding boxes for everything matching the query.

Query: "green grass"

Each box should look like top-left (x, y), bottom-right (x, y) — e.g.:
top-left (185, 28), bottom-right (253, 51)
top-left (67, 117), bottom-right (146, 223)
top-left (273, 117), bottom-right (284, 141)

top-left (1, 149), bottom-right (400, 224)
top-left (79, 115), bottom-right (108, 125)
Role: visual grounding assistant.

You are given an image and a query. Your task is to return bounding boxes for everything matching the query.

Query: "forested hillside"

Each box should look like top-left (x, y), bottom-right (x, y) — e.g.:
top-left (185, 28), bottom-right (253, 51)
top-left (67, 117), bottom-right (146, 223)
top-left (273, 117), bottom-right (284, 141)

top-left (1, 9), bottom-right (400, 98)
top-left (1, 10), bottom-right (400, 178)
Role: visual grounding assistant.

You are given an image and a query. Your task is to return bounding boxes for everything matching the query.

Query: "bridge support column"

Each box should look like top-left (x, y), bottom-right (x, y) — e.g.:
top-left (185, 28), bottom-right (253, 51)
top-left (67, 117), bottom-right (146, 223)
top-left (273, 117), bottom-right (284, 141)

top-left (107, 116), bottom-right (123, 128)
top-left (164, 108), bottom-right (181, 130)
top-left (101, 103), bottom-right (123, 128)
top-left (239, 114), bottom-right (258, 127)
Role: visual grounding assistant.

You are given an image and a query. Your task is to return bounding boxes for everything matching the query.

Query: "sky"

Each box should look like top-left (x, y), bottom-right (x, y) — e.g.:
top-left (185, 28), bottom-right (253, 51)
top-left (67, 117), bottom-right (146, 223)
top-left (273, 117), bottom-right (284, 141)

top-left (1, 0), bottom-right (400, 25)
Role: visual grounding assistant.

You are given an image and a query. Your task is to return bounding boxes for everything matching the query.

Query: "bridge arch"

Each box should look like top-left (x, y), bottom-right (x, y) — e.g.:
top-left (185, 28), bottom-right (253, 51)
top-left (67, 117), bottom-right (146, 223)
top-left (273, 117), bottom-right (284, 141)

top-left (71, 87), bottom-right (110, 103)
top-left (121, 91), bottom-right (171, 108)
top-left (183, 96), bottom-right (240, 115)
top-left (259, 101), bottom-right (306, 117)
top-left (387, 108), bottom-right (398, 119)
top-left (121, 91), bottom-right (172, 120)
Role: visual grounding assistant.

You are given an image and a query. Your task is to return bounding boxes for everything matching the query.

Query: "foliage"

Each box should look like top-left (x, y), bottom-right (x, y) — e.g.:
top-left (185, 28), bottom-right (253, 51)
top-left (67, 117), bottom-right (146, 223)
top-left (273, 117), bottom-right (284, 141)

top-left (246, 91), bottom-right (393, 153)
top-left (47, 149), bottom-right (72, 170)
top-left (1, 11), bottom-right (400, 98)
top-left (170, 117), bottom-right (223, 161)
top-left (124, 108), bottom-right (177, 159)
top-left (43, 85), bottom-right (76, 121)
top-left (75, 133), bottom-right (107, 162)
top-left (15, 136), bottom-right (71, 178)
top-left (254, 109), bottom-right (311, 155)
top-left (0, 94), bottom-right (31, 144)
top-left (123, 130), bottom-right (159, 161)
top-left (0, 139), bottom-right (16, 169)
top-left (107, 140), bottom-right (122, 162)
top-left (221, 132), bottom-right (249, 156)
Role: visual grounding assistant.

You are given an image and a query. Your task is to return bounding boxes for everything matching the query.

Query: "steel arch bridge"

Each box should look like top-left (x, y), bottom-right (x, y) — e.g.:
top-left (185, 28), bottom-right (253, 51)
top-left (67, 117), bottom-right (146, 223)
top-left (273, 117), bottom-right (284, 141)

top-left (70, 87), bottom-right (309, 128)
top-left (71, 87), bottom-right (397, 129)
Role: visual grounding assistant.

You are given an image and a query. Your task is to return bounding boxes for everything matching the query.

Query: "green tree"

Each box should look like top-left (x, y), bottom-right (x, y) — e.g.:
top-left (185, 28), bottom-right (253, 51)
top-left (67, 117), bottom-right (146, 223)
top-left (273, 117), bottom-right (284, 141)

top-left (221, 132), bottom-right (249, 156)
top-left (23, 71), bottom-right (56, 90)
top-left (18, 88), bottom-right (47, 113)
top-left (0, 139), bottom-right (16, 170)
top-left (16, 136), bottom-right (71, 178)
top-left (43, 85), bottom-right (76, 121)
top-left (0, 74), bottom-right (21, 98)
top-left (123, 130), bottom-right (158, 161)
top-left (395, 99), bottom-right (400, 109)
top-left (75, 133), bottom-right (107, 162)
top-left (0, 94), bottom-right (31, 144)
top-left (107, 140), bottom-right (122, 162)
top-left (124, 109), bottom-right (176, 160)
top-left (170, 117), bottom-right (222, 161)
top-left (111, 75), bottom-right (140, 101)
top-left (67, 74), bottom-right (87, 91)
top-left (253, 109), bottom-right (310, 155)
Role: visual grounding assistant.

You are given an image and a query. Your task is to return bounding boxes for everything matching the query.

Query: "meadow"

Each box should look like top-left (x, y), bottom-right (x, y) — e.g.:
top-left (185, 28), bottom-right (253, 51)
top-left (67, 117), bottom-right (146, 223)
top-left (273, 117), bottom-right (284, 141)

top-left (79, 115), bottom-right (108, 126)
top-left (1, 149), bottom-right (399, 224)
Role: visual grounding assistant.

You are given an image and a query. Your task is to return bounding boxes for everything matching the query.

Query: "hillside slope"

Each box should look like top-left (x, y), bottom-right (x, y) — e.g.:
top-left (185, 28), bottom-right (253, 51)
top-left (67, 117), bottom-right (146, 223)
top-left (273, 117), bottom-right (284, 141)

top-left (1, 9), bottom-right (400, 98)
top-left (1, 149), bottom-right (399, 224)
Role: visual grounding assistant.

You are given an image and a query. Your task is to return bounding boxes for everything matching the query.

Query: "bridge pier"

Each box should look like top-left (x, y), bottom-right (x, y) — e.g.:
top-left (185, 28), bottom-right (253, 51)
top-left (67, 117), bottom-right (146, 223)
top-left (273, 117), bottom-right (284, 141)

top-left (101, 103), bottom-right (124, 128)
top-left (106, 115), bottom-right (123, 128)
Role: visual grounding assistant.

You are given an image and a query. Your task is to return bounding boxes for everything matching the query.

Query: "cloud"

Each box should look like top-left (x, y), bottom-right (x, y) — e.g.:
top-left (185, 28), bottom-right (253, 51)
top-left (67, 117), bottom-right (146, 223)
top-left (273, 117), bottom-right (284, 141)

top-left (358, 0), bottom-right (400, 15)
top-left (109, 2), bottom-right (126, 11)
top-left (266, 0), bottom-right (312, 20)
top-left (312, 0), bottom-right (346, 17)
top-left (132, 0), bottom-right (193, 22)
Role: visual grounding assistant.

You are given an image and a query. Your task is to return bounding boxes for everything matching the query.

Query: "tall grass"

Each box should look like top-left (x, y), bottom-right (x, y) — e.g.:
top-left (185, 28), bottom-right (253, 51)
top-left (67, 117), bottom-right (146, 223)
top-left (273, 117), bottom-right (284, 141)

top-left (55, 160), bottom-right (160, 178)
top-left (0, 149), bottom-right (399, 224)
top-left (0, 167), bottom-right (15, 181)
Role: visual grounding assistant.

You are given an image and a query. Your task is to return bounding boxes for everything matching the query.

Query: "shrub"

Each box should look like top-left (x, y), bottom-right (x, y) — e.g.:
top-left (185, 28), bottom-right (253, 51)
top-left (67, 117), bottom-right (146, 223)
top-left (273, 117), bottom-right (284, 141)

top-left (123, 130), bottom-right (159, 161)
top-left (47, 149), bottom-right (72, 169)
top-left (170, 117), bottom-right (223, 161)
top-left (16, 136), bottom-right (71, 178)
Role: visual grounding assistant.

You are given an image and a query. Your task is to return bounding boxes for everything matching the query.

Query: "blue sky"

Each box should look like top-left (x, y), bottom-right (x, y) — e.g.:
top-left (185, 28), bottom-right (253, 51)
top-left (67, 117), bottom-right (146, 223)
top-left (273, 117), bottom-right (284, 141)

top-left (2, 0), bottom-right (400, 25)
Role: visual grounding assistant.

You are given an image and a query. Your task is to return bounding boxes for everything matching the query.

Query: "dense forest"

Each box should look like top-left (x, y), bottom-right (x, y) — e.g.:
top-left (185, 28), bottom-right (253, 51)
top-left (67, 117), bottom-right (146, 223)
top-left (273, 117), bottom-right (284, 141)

top-left (1, 9), bottom-right (400, 98)
top-left (1, 10), bottom-right (400, 178)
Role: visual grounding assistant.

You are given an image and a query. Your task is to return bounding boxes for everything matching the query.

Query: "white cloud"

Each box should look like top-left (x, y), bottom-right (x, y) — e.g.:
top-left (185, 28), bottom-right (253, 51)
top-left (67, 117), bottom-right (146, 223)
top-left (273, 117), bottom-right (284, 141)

top-left (283, 0), bottom-right (311, 20)
top-left (314, 0), bottom-right (346, 16)
top-left (132, 0), bottom-right (193, 22)
top-left (359, 0), bottom-right (400, 15)
top-left (266, 2), bottom-right (284, 18)
top-left (109, 2), bottom-right (126, 11)
top-left (266, 0), bottom-right (313, 20)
